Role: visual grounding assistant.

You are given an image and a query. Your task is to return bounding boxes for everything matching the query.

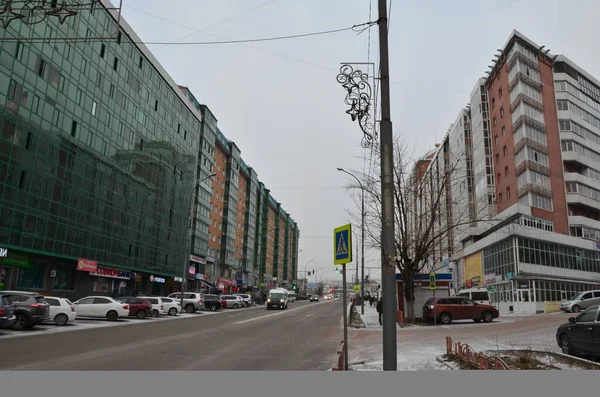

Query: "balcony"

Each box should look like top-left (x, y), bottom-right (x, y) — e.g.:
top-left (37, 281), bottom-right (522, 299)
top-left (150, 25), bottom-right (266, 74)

top-left (514, 137), bottom-right (548, 155)
top-left (515, 160), bottom-right (550, 177)
top-left (517, 183), bottom-right (552, 199)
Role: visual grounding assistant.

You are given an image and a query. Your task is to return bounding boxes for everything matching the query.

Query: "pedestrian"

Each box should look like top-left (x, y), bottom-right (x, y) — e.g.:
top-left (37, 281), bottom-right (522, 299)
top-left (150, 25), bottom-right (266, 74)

top-left (376, 297), bottom-right (383, 325)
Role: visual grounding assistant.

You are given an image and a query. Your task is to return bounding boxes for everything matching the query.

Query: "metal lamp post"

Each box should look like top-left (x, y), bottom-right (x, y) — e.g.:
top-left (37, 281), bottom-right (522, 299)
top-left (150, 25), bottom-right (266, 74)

top-left (337, 167), bottom-right (366, 315)
top-left (303, 259), bottom-right (314, 294)
top-left (180, 173), bottom-right (217, 310)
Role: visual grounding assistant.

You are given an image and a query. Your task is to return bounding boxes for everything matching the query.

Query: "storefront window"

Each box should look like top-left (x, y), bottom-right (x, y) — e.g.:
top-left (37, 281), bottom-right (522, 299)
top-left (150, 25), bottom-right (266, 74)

top-left (52, 263), bottom-right (76, 290)
top-left (16, 260), bottom-right (47, 290)
top-left (93, 277), bottom-right (112, 293)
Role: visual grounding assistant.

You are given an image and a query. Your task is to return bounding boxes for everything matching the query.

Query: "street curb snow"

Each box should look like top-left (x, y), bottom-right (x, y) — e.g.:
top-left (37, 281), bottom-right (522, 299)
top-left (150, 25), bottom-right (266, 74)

top-left (435, 356), bottom-right (456, 370)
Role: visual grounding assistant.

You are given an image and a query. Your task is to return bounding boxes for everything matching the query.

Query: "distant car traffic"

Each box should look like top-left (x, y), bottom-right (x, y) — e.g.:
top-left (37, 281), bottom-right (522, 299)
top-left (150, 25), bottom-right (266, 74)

top-left (309, 295), bottom-right (319, 302)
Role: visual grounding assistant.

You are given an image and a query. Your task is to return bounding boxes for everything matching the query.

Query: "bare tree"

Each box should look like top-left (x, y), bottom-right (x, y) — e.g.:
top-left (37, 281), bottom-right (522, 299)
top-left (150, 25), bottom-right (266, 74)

top-left (343, 133), bottom-right (490, 322)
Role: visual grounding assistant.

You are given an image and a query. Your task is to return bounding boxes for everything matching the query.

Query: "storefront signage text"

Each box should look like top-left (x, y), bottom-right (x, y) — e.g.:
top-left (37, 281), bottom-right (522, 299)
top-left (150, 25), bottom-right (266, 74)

top-left (150, 275), bottom-right (166, 283)
top-left (190, 255), bottom-right (206, 264)
top-left (90, 266), bottom-right (132, 280)
top-left (77, 259), bottom-right (98, 272)
top-left (0, 249), bottom-right (31, 268)
top-left (195, 273), bottom-right (205, 280)
top-left (0, 248), bottom-right (7, 258)
top-left (174, 277), bottom-right (183, 283)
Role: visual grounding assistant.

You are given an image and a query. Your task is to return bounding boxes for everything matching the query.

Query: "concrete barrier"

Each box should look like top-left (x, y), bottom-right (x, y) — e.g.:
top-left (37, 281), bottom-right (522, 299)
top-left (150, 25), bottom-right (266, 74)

top-left (544, 301), bottom-right (561, 314)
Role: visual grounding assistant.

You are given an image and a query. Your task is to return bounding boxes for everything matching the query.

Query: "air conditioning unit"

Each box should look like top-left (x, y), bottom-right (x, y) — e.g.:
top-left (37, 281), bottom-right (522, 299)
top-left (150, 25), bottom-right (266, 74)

top-left (540, 82), bottom-right (544, 87)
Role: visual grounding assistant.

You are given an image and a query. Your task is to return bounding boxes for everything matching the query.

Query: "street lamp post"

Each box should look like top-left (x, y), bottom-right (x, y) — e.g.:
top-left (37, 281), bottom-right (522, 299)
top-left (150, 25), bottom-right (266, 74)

top-left (337, 167), bottom-right (366, 315)
top-left (303, 259), bottom-right (314, 293)
top-left (180, 173), bottom-right (217, 310)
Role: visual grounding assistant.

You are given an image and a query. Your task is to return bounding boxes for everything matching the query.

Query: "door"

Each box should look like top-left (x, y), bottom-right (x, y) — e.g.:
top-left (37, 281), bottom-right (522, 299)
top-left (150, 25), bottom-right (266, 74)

top-left (570, 308), bottom-right (597, 354)
top-left (593, 309), bottom-right (600, 356)
top-left (92, 297), bottom-right (113, 316)
top-left (518, 290), bottom-right (530, 302)
top-left (75, 297), bottom-right (95, 316)
top-left (458, 298), bottom-right (479, 319)
top-left (579, 291), bottom-right (594, 310)
top-left (45, 297), bottom-right (60, 319)
top-left (591, 291), bottom-right (600, 307)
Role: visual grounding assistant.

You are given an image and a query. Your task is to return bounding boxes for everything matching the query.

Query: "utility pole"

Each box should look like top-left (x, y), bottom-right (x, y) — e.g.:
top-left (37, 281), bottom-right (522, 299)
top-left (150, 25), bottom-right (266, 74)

top-left (377, 0), bottom-right (397, 371)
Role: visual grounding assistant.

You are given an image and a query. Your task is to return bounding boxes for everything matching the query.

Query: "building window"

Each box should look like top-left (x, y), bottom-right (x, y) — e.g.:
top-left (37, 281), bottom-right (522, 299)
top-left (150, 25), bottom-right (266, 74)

top-left (100, 44), bottom-right (106, 58)
top-left (52, 263), bottom-right (76, 290)
top-left (493, 117), bottom-right (497, 126)
top-left (498, 193), bottom-right (503, 203)
top-left (15, 41), bottom-right (24, 61)
top-left (492, 97), bottom-right (496, 108)
top-left (91, 101), bottom-right (97, 116)
top-left (502, 126), bottom-right (506, 136)
top-left (500, 108), bottom-right (505, 117)
top-left (499, 88), bottom-right (503, 99)
top-left (17, 260), bottom-right (46, 290)
top-left (113, 57), bottom-right (118, 71)
top-left (506, 187), bottom-right (511, 199)
top-left (503, 146), bottom-right (507, 156)
top-left (505, 166), bottom-right (509, 177)
top-left (495, 135), bottom-right (499, 145)
top-left (71, 120), bottom-right (77, 137)
top-left (497, 173), bottom-right (501, 183)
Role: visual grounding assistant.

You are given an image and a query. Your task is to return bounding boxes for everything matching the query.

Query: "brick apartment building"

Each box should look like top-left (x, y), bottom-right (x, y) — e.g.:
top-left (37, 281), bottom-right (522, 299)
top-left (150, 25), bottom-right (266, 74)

top-left (416, 30), bottom-right (600, 315)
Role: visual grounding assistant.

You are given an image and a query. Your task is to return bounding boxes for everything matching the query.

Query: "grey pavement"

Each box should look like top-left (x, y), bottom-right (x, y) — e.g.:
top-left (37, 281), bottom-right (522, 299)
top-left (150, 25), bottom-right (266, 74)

top-left (0, 300), bottom-right (342, 371)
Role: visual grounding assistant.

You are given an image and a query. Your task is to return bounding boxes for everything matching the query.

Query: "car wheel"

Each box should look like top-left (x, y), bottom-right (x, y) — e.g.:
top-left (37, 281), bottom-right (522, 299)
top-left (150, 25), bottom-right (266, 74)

top-left (13, 313), bottom-right (30, 330)
top-left (168, 307), bottom-right (177, 316)
top-left (439, 312), bottom-right (452, 325)
top-left (106, 311), bottom-right (118, 321)
top-left (233, 304), bottom-right (239, 309)
top-left (560, 334), bottom-right (573, 355)
top-left (136, 310), bottom-right (146, 319)
top-left (151, 309), bottom-right (159, 318)
top-left (185, 304), bottom-right (196, 313)
top-left (54, 313), bottom-right (69, 326)
top-left (572, 305), bottom-right (581, 313)
top-left (482, 311), bottom-right (493, 323)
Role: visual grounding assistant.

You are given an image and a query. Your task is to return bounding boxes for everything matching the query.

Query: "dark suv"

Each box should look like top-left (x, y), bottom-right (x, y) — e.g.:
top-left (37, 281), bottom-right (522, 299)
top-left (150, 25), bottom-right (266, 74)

top-left (0, 293), bottom-right (16, 329)
top-left (203, 294), bottom-right (224, 312)
top-left (0, 291), bottom-right (50, 330)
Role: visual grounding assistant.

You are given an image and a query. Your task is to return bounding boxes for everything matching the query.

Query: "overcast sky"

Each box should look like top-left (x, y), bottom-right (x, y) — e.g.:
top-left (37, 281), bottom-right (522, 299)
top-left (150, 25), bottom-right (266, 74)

top-left (113, 0), bottom-right (600, 284)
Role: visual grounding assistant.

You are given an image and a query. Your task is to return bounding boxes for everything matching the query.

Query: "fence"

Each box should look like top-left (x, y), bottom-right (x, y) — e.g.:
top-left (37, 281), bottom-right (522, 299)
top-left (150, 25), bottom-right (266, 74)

top-left (331, 341), bottom-right (346, 371)
top-left (446, 336), bottom-right (511, 370)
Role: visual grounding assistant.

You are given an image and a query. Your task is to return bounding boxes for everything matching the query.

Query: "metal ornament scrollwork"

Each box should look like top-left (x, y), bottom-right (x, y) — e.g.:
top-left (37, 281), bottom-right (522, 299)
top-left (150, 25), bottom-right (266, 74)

top-left (337, 64), bottom-right (375, 148)
top-left (0, 0), bottom-right (99, 29)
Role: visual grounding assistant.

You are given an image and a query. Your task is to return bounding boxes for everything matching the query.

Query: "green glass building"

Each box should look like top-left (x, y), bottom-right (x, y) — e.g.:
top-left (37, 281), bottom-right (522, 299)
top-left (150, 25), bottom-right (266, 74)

top-left (0, 4), bottom-right (201, 297)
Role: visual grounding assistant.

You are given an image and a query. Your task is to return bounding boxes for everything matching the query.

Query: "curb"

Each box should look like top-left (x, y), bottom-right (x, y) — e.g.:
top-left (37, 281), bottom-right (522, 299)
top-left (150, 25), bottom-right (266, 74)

top-left (436, 356), bottom-right (456, 370)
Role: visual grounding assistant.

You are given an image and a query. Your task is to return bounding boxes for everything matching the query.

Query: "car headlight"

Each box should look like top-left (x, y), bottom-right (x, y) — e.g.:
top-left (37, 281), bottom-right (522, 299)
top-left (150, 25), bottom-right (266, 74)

top-left (267, 298), bottom-right (271, 303)
top-left (280, 299), bottom-right (284, 302)
top-left (427, 305), bottom-right (434, 309)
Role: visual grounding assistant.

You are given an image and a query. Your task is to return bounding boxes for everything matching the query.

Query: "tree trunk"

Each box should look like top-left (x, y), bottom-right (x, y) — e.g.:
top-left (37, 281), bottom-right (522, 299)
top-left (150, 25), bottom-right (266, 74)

top-left (402, 269), bottom-right (417, 323)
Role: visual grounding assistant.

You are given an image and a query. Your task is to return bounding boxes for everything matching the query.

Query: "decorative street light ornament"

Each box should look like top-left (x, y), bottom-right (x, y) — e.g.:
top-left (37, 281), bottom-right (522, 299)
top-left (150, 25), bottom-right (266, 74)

top-left (336, 64), bottom-right (375, 148)
top-left (0, 0), bottom-right (101, 30)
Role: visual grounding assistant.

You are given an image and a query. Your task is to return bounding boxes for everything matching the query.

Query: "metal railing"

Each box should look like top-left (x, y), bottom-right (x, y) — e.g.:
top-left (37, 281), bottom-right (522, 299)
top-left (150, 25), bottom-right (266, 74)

top-left (446, 336), bottom-right (511, 370)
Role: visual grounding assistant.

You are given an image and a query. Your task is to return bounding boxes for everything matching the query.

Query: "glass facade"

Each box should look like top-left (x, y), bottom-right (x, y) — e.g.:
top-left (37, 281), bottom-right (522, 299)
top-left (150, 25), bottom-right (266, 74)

top-left (0, 6), bottom-right (199, 278)
top-left (483, 238), bottom-right (516, 281)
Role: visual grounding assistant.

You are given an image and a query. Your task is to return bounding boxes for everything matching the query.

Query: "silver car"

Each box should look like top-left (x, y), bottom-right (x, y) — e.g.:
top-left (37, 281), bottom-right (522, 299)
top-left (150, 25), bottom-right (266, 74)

top-left (167, 292), bottom-right (205, 313)
top-left (233, 294), bottom-right (252, 307)
top-left (560, 290), bottom-right (600, 313)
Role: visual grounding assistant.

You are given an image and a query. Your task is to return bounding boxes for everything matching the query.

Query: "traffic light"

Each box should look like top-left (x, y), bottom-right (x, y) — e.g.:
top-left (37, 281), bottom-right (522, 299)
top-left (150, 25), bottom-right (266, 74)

top-left (292, 285), bottom-right (297, 290)
top-left (335, 268), bottom-right (339, 274)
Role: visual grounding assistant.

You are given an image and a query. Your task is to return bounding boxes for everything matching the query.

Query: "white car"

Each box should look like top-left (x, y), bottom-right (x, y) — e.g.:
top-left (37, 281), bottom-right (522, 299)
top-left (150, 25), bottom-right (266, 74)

top-left (160, 297), bottom-right (181, 316)
top-left (73, 296), bottom-right (130, 321)
top-left (44, 297), bottom-right (77, 326)
top-left (220, 295), bottom-right (244, 309)
top-left (145, 296), bottom-right (169, 317)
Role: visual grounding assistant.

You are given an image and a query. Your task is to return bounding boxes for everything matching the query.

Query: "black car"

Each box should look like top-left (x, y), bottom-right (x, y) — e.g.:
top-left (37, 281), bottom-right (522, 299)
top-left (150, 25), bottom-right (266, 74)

top-left (310, 295), bottom-right (319, 302)
top-left (203, 294), bottom-right (224, 312)
top-left (556, 305), bottom-right (600, 358)
top-left (0, 293), bottom-right (16, 329)
top-left (0, 291), bottom-right (50, 330)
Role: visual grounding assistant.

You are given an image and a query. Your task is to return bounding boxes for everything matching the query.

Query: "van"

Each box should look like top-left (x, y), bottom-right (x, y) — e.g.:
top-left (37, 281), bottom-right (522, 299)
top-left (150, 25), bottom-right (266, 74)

top-left (560, 290), bottom-right (600, 313)
top-left (287, 290), bottom-right (296, 303)
top-left (457, 288), bottom-right (490, 305)
top-left (267, 289), bottom-right (288, 310)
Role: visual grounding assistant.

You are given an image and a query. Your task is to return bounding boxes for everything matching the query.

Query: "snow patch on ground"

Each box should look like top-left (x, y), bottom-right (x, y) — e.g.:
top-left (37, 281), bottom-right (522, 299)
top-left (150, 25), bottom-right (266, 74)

top-left (350, 342), bottom-right (449, 371)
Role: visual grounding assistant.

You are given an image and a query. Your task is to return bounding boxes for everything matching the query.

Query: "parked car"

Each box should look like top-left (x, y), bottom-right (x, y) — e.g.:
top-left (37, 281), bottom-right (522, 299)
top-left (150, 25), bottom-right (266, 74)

top-left (73, 296), bottom-right (130, 321)
top-left (560, 290), bottom-right (600, 313)
top-left (556, 305), bottom-right (600, 357)
top-left (309, 295), bottom-right (319, 302)
top-left (221, 295), bottom-right (244, 309)
top-left (160, 297), bottom-right (181, 316)
top-left (0, 291), bottom-right (50, 330)
top-left (422, 297), bottom-right (499, 325)
top-left (44, 296), bottom-right (77, 326)
top-left (118, 297), bottom-right (152, 319)
top-left (167, 292), bottom-right (205, 313)
top-left (287, 291), bottom-right (296, 302)
top-left (234, 294), bottom-right (252, 307)
top-left (203, 294), bottom-right (225, 311)
top-left (0, 293), bottom-right (16, 330)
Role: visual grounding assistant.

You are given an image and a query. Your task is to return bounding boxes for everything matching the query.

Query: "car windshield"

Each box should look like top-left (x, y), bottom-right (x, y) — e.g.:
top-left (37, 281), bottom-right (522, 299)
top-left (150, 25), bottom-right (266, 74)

top-left (1, 296), bottom-right (11, 306)
top-left (269, 293), bottom-right (284, 299)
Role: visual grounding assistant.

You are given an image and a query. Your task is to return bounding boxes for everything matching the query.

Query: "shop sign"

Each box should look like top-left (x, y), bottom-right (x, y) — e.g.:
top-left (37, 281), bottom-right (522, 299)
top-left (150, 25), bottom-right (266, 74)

top-left (190, 255), bottom-right (206, 264)
top-left (0, 249), bottom-right (31, 268)
top-left (150, 275), bottom-right (166, 284)
top-left (90, 266), bottom-right (133, 280)
top-left (206, 256), bottom-right (216, 263)
top-left (174, 277), bottom-right (183, 283)
top-left (195, 273), bottom-right (205, 280)
top-left (483, 273), bottom-right (496, 285)
top-left (77, 258), bottom-right (97, 272)
top-left (465, 280), bottom-right (473, 288)
top-left (218, 277), bottom-right (232, 286)
top-left (218, 284), bottom-right (224, 289)
top-left (471, 276), bottom-right (480, 286)
top-left (188, 266), bottom-right (196, 275)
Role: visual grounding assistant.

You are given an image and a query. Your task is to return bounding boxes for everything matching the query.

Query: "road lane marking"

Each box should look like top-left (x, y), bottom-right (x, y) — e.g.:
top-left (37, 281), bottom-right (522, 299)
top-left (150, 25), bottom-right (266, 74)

top-left (232, 302), bottom-right (329, 325)
top-left (295, 314), bottom-right (314, 324)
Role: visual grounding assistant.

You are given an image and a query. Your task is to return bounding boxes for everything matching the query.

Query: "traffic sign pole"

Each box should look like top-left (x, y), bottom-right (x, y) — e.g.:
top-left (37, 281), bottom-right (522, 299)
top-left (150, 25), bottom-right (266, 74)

top-left (334, 223), bottom-right (352, 370)
top-left (430, 272), bottom-right (437, 326)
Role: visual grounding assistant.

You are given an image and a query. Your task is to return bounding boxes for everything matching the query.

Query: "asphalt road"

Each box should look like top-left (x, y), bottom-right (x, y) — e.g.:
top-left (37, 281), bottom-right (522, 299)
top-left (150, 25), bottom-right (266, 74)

top-left (0, 299), bottom-right (342, 371)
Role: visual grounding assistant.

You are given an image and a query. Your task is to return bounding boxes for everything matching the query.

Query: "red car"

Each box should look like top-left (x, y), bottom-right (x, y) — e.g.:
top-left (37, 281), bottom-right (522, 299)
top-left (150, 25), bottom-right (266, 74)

top-left (118, 297), bottom-right (152, 319)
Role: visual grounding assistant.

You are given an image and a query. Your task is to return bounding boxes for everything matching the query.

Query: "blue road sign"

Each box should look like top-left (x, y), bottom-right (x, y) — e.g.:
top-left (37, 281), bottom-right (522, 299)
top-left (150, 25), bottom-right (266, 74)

top-left (334, 224), bottom-right (352, 265)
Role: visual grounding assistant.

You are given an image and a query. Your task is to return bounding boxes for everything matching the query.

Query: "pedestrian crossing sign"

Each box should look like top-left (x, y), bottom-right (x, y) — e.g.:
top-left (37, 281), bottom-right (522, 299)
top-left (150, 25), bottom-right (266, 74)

top-left (334, 224), bottom-right (352, 265)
